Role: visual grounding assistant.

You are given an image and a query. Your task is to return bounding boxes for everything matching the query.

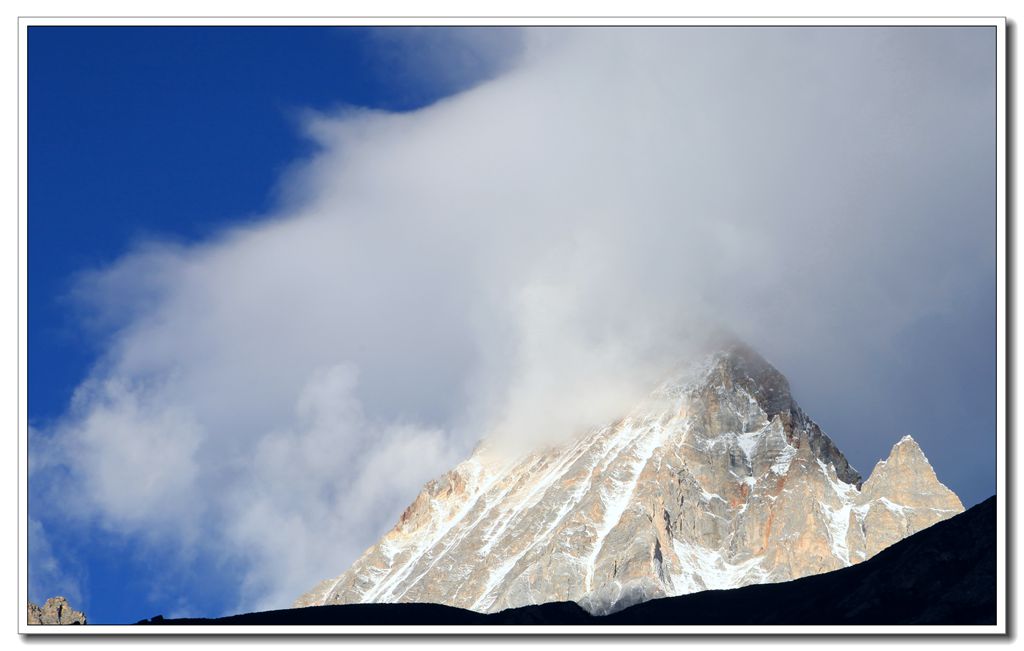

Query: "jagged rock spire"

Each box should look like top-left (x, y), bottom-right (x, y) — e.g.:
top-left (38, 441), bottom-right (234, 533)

top-left (27, 597), bottom-right (86, 625)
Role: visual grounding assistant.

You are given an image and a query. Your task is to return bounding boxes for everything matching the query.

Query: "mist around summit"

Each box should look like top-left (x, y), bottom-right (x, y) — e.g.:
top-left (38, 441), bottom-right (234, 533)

top-left (28, 26), bottom-right (996, 618)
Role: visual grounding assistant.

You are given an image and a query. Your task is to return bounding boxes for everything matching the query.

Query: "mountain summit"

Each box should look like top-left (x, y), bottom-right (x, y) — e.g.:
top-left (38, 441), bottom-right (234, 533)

top-left (296, 343), bottom-right (964, 615)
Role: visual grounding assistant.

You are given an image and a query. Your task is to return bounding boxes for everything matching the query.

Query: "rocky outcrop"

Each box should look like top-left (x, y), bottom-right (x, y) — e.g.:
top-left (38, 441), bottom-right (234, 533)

top-left (296, 344), bottom-right (964, 615)
top-left (853, 435), bottom-right (964, 557)
top-left (27, 596), bottom-right (87, 625)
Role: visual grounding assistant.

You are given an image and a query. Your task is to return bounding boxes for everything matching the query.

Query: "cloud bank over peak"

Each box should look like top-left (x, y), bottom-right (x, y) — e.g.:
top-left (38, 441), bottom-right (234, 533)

top-left (30, 27), bottom-right (994, 612)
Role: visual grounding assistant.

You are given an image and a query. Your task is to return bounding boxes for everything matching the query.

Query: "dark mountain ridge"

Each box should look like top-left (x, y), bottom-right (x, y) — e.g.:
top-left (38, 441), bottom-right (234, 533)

top-left (138, 494), bottom-right (996, 626)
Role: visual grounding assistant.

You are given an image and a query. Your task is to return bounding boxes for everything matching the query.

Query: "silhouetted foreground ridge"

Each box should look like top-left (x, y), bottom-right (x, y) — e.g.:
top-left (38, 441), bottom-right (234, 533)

top-left (138, 495), bottom-right (995, 626)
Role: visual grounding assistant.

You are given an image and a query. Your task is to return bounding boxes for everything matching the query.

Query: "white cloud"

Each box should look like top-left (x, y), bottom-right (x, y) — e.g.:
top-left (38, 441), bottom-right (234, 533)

top-left (28, 518), bottom-right (82, 608)
top-left (30, 27), bottom-right (994, 614)
top-left (221, 364), bottom-right (458, 611)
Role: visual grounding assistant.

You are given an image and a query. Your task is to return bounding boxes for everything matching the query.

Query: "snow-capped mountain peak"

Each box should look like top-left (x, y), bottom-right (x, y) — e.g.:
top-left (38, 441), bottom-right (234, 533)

top-left (296, 343), bottom-right (964, 615)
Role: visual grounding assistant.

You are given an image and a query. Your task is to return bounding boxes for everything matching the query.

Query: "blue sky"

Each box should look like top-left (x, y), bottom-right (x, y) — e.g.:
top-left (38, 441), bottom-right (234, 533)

top-left (28, 25), bottom-right (519, 624)
top-left (28, 26), bottom-right (996, 625)
top-left (28, 26), bottom-right (517, 428)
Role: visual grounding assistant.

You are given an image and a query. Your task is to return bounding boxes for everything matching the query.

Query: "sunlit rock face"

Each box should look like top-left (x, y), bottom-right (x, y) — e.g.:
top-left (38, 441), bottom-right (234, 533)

top-left (27, 597), bottom-right (87, 625)
top-left (295, 343), bottom-right (963, 616)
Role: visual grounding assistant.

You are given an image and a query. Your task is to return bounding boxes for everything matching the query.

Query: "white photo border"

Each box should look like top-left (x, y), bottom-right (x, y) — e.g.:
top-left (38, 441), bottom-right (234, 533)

top-left (16, 14), bottom-right (1008, 636)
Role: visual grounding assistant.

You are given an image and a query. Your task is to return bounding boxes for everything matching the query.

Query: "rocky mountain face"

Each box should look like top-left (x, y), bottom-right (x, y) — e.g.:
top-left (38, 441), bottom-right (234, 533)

top-left (28, 596), bottom-right (87, 625)
top-left (296, 343), bottom-right (964, 616)
top-left (140, 496), bottom-right (997, 626)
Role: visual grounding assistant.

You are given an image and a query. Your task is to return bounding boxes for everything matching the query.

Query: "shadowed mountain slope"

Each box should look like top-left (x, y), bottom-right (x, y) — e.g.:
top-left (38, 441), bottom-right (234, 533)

top-left (138, 494), bottom-right (995, 626)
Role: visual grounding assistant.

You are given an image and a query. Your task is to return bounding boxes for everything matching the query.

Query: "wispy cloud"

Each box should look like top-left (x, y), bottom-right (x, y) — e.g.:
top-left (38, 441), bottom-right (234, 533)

top-left (30, 27), bottom-right (995, 613)
top-left (28, 518), bottom-right (82, 608)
